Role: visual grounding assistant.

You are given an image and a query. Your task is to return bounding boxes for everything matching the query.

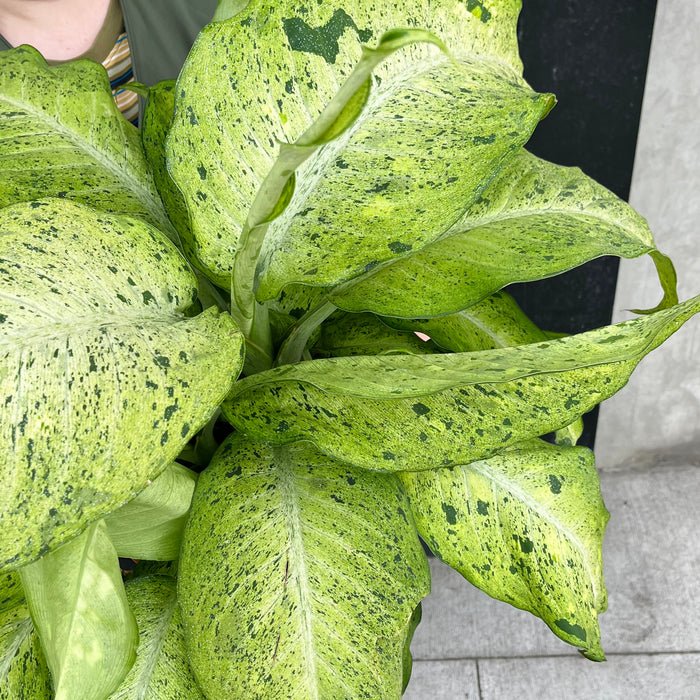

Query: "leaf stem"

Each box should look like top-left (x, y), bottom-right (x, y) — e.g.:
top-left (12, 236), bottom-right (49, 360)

top-left (243, 326), bottom-right (275, 374)
top-left (276, 299), bottom-right (337, 366)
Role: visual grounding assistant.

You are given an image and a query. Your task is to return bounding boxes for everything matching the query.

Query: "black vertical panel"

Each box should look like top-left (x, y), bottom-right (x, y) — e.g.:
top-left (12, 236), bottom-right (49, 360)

top-left (509, 0), bottom-right (657, 447)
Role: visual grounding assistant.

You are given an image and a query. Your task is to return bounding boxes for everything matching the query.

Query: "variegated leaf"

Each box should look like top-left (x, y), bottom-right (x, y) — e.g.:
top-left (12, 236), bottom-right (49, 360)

top-left (223, 296), bottom-right (700, 471)
top-left (178, 435), bottom-right (430, 698)
top-left (0, 47), bottom-right (176, 242)
top-left (401, 440), bottom-right (608, 660)
top-left (330, 149), bottom-right (669, 317)
top-left (108, 575), bottom-right (204, 700)
top-left (0, 199), bottom-right (244, 569)
top-left (0, 572), bottom-right (51, 699)
top-left (313, 313), bottom-right (439, 357)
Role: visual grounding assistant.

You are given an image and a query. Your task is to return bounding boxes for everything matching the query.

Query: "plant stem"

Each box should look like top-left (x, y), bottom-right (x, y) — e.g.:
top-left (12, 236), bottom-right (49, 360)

top-left (275, 299), bottom-right (337, 366)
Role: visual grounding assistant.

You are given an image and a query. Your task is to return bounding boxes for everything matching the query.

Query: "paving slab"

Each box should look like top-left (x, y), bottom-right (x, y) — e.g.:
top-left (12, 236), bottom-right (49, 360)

top-left (595, 0), bottom-right (700, 467)
top-left (478, 653), bottom-right (700, 700)
top-left (410, 462), bottom-right (700, 660)
top-left (403, 660), bottom-right (480, 700)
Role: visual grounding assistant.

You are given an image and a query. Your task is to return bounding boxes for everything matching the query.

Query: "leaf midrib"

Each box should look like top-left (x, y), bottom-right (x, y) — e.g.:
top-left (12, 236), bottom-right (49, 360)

top-left (445, 207), bottom-right (652, 245)
top-left (0, 94), bottom-right (166, 229)
top-left (0, 313), bottom-right (185, 348)
top-left (131, 580), bottom-right (178, 700)
top-left (277, 452), bottom-right (319, 700)
top-left (467, 457), bottom-right (601, 602)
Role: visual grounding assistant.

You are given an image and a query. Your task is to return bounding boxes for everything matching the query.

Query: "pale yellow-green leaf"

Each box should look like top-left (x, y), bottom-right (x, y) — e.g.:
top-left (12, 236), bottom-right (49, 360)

top-left (104, 463), bottom-right (197, 561)
top-left (0, 199), bottom-right (244, 570)
top-left (179, 435), bottom-right (430, 698)
top-left (401, 440), bottom-right (608, 660)
top-left (19, 521), bottom-right (138, 700)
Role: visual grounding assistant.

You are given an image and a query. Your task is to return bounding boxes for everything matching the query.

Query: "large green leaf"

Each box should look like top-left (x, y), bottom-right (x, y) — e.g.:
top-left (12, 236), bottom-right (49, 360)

top-left (104, 463), bottom-right (197, 561)
top-left (0, 47), bottom-right (176, 242)
top-left (108, 575), bottom-right (204, 700)
top-left (178, 435), bottom-right (430, 698)
top-left (19, 520), bottom-right (137, 700)
top-left (388, 293), bottom-right (586, 445)
top-left (167, 0), bottom-right (542, 289)
top-left (329, 149), bottom-right (664, 317)
top-left (0, 199), bottom-right (244, 570)
top-left (0, 572), bottom-right (51, 699)
top-left (401, 440), bottom-right (608, 660)
top-left (223, 295), bottom-right (700, 471)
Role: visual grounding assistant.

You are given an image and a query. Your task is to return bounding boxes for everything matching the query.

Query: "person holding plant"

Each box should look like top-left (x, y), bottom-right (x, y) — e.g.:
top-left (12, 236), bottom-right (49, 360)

top-left (0, 0), bottom-right (217, 123)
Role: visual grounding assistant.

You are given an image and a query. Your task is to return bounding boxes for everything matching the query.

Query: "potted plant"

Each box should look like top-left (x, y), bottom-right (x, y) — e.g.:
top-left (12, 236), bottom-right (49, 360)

top-left (1, 0), bottom-right (697, 697)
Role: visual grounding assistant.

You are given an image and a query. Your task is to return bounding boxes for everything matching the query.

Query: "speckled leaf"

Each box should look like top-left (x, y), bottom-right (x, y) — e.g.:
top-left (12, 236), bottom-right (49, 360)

top-left (223, 295), bottom-right (700, 471)
top-left (108, 575), bottom-right (204, 700)
top-left (167, 0), bottom-right (533, 287)
top-left (141, 81), bottom-right (191, 246)
top-left (401, 603), bottom-right (422, 693)
top-left (19, 520), bottom-right (138, 700)
top-left (331, 150), bottom-right (663, 317)
top-left (387, 293), bottom-right (586, 445)
top-left (385, 291), bottom-right (549, 352)
top-left (400, 439), bottom-right (608, 660)
top-left (254, 61), bottom-right (551, 302)
top-left (178, 435), bottom-right (430, 699)
top-left (0, 572), bottom-right (51, 699)
top-left (0, 199), bottom-right (244, 570)
top-left (0, 46), bottom-right (176, 242)
top-left (104, 463), bottom-right (197, 561)
top-left (313, 313), bottom-right (439, 358)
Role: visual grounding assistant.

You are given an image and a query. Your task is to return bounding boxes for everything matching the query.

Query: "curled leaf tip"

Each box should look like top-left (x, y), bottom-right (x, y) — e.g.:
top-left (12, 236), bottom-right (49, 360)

top-left (629, 250), bottom-right (679, 315)
top-left (126, 81), bottom-right (150, 99)
top-left (540, 93), bottom-right (557, 119)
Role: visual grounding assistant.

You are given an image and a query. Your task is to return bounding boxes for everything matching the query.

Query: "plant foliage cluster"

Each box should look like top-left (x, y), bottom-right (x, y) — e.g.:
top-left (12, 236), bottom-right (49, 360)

top-left (1, 0), bottom-right (698, 697)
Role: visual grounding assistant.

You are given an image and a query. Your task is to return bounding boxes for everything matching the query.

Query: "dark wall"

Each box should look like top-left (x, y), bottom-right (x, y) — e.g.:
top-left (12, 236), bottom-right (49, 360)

top-left (509, 0), bottom-right (657, 447)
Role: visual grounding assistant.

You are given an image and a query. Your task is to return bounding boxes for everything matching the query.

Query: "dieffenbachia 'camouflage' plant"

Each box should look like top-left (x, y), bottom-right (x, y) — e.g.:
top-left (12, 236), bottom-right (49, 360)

top-left (0, 0), bottom-right (697, 697)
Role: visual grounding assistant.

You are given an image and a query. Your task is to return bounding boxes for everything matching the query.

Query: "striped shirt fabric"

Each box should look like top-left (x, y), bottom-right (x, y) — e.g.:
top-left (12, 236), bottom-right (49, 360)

top-left (102, 31), bottom-right (138, 124)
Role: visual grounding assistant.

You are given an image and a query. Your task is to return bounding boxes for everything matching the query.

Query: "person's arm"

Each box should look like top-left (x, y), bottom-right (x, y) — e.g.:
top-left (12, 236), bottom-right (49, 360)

top-left (0, 0), bottom-right (120, 63)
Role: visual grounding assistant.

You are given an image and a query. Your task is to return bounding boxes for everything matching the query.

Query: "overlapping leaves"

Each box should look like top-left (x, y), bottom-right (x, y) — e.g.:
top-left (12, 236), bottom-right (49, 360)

top-left (104, 462), bottom-right (197, 561)
top-left (167, 0), bottom-right (543, 289)
top-left (329, 149), bottom-right (667, 317)
top-left (224, 295), bottom-right (700, 471)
